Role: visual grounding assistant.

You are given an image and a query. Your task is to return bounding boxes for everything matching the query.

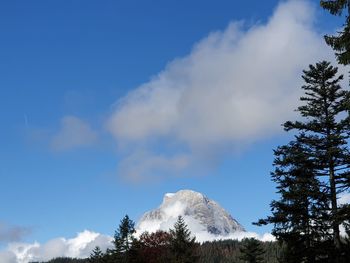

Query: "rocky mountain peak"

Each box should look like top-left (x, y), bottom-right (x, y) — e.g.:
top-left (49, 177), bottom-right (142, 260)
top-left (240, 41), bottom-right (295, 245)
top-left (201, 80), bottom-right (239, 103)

top-left (137, 189), bottom-right (245, 237)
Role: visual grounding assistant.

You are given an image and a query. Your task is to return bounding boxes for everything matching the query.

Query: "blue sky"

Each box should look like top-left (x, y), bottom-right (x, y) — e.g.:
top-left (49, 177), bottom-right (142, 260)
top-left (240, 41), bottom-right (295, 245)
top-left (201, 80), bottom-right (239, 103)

top-left (0, 0), bottom-right (345, 261)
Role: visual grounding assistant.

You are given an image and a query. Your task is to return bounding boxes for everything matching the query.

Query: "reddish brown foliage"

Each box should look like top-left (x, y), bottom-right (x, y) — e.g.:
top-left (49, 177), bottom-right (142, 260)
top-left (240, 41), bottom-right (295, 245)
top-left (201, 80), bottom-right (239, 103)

top-left (138, 230), bottom-right (172, 263)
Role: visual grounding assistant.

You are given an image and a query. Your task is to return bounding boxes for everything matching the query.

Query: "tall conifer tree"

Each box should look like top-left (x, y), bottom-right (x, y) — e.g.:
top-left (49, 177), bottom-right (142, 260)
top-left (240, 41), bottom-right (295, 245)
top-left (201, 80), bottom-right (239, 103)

top-left (110, 215), bottom-right (137, 263)
top-left (239, 238), bottom-right (265, 263)
top-left (89, 246), bottom-right (104, 263)
top-left (256, 140), bottom-right (330, 262)
top-left (283, 61), bottom-right (350, 255)
top-left (258, 61), bottom-right (350, 262)
top-left (169, 216), bottom-right (198, 263)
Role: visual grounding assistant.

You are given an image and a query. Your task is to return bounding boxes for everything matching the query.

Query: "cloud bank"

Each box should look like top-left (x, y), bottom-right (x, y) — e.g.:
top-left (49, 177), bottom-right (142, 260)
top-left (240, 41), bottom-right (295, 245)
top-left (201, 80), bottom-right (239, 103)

top-left (107, 0), bottom-right (335, 180)
top-left (0, 231), bottom-right (112, 263)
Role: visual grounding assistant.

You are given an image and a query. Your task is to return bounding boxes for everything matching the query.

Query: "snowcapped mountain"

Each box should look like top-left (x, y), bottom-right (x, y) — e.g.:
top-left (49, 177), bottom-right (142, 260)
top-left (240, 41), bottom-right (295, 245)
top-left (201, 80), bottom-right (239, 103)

top-left (137, 190), bottom-right (245, 239)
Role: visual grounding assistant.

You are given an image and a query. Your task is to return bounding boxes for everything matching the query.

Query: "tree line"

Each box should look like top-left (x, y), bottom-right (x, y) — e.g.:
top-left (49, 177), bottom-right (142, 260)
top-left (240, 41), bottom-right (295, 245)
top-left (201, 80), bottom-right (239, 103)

top-left (33, 215), bottom-right (274, 263)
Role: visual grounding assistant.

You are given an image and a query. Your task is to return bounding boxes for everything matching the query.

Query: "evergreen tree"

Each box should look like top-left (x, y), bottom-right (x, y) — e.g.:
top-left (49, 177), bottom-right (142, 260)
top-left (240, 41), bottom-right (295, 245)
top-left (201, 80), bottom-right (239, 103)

top-left (283, 61), bottom-right (350, 257)
top-left (89, 247), bottom-right (104, 263)
top-left (169, 216), bottom-right (198, 263)
top-left (258, 61), bottom-right (350, 262)
top-left (321, 0), bottom-right (350, 65)
top-left (239, 238), bottom-right (265, 263)
top-left (110, 215), bottom-right (137, 263)
top-left (256, 140), bottom-right (330, 262)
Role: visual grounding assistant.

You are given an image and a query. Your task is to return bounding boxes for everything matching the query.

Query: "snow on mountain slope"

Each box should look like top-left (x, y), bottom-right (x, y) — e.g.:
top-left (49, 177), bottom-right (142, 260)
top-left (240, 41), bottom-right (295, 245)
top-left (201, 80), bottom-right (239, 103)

top-left (137, 190), bottom-right (245, 241)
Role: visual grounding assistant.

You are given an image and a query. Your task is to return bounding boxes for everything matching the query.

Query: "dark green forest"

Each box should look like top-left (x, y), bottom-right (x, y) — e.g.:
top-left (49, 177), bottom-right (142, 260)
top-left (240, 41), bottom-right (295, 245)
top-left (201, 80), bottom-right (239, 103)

top-left (31, 238), bottom-right (280, 263)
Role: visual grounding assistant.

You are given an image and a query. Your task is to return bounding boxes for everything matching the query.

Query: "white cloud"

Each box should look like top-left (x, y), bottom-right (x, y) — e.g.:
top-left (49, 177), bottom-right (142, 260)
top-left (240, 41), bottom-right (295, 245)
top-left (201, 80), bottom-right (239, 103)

top-left (0, 251), bottom-right (17, 263)
top-left (51, 116), bottom-right (97, 152)
top-left (338, 193), bottom-right (350, 236)
top-left (192, 230), bottom-right (275, 243)
top-left (339, 193), bottom-right (350, 205)
top-left (107, 0), bottom-right (336, 180)
top-left (0, 230), bottom-right (112, 263)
